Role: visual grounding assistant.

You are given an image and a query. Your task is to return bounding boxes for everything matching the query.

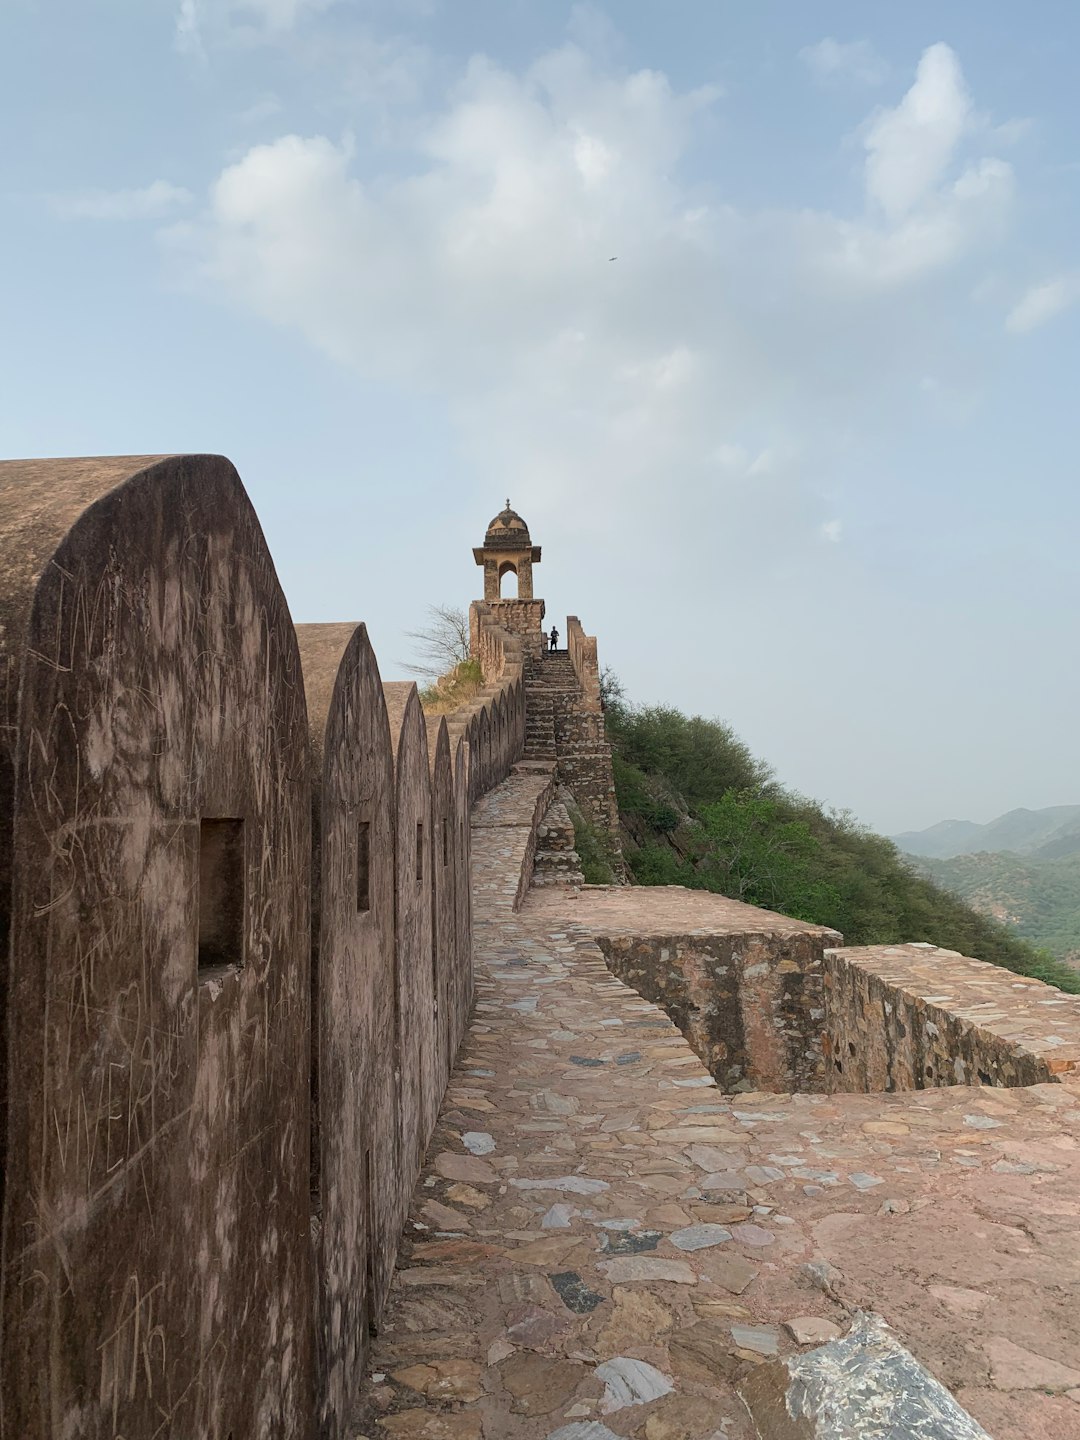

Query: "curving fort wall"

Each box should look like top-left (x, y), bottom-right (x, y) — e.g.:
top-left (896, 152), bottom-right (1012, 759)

top-left (0, 455), bottom-right (313, 1440)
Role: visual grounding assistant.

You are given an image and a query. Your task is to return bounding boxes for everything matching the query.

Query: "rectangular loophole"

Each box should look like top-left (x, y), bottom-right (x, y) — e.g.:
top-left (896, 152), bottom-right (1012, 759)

top-left (415, 822), bottom-right (424, 888)
top-left (198, 818), bottom-right (245, 978)
top-left (357, 820), bottom-right (371, 913)
top-left (442, 816), bottom-right (449, 868)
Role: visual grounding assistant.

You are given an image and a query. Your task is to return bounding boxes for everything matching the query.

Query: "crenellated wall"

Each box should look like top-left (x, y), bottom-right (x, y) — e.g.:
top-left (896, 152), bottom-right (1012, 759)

top-left (0, 456), bottom-right (314, 1440)
top-left (4, 456), bottom-right (1077, 1439)
top-left (295, 621), bottom-right (396, 1437)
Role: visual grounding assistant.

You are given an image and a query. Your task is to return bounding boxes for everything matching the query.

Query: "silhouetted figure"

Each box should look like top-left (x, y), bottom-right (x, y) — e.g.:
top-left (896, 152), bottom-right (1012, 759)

top-left (549, 626), bottom-right (559, 654)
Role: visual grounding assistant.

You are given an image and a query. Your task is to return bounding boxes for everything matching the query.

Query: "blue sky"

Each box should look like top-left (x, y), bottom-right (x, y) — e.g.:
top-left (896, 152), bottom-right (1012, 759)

top-left (2, 1), bottom-right (1078, 834)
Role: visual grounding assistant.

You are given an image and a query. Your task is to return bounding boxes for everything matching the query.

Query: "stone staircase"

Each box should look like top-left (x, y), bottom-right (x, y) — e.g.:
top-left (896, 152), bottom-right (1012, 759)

top-left (530, 792), bottom-right (585, 889)
top-left (522, 650), bottom-right (576, 762)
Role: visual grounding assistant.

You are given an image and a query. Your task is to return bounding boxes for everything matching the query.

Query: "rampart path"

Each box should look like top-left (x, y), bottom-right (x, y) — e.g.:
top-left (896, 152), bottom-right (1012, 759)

top-left (357, 769), bottom-right (1080, 1440)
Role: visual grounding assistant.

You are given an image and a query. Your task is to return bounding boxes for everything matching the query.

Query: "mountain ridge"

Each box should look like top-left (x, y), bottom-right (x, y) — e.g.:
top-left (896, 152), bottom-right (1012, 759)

top-left (894, 804), bottom-right (1080, 860)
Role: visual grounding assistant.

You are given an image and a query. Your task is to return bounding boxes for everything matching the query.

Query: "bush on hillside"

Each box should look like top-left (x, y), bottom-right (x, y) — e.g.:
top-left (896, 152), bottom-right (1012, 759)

top-left (605, 691), bottom-right (1080, 994)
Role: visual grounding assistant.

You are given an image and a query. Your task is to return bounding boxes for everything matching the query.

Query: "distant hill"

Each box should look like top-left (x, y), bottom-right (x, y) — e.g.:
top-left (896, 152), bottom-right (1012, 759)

top-left (910, 849), bottom-right (1080, 965)
top-left (590, 692), bottom-right (1080, 993)
top-left (894, 806), bottom-right (1080, 861)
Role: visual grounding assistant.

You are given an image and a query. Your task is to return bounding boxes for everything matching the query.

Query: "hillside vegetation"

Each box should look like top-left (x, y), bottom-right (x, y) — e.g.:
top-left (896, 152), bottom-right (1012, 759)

top-left (598, 686), bottom-right (1080, 995)
top-left (911, 849), bottom-right (1080, 964)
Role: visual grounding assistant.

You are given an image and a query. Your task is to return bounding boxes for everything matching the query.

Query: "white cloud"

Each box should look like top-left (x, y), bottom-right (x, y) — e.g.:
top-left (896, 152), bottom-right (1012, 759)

top-left (800, 38), bottom-right (887, 88)
top-left (176, 0), bottom-right (328, 52)
top-left (820, 520), bottom-right (843, 543)
top-left (50, 180), bottom-right (193, 221)
top-left (864, 43), bottom-right (973, 221)
top-left (1006, 275), bottom-right (1080, 333)
top-left (175, 38), bottom-right (1022, 554)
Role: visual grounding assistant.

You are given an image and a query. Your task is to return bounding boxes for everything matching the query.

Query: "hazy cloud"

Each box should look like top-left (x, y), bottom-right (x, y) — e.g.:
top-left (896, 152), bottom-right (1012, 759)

top-left (51, 180), bottom-right (193, 220)
top-left (800, 38), bottom-right (887, 88)
top-left (178, 38), bottom-right (1020, 552)
top-left (1006, 274), bottom-right (1080, 333)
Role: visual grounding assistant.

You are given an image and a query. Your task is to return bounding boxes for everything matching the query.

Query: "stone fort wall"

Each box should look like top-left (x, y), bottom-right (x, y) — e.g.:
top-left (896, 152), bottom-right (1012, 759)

top-left (1, 454), bottom-right (1077, 1438)
top-left (0, 455), bottom-right (527, 1440)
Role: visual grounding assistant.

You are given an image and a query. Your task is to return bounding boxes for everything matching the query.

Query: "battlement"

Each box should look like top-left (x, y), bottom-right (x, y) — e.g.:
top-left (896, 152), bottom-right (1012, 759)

top-left (0, 458), bottom-right (1075, 1439)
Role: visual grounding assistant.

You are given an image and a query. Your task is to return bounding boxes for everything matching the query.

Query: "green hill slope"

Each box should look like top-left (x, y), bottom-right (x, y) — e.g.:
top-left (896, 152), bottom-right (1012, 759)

top-left (910, 850), bottom-right (1080, 963)
top-left (586, 686), bottom-right (1079, 995)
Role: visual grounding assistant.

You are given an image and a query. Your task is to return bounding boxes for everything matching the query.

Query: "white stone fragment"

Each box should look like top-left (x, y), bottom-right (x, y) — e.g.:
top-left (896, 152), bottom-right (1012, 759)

top-left (595, 1357), bottom-right (674, 1412)
top-left (511, 1176), bottom-right (611, 1195)
top-left (462, 1131), bottom-right (496, 1155)
top-left (541, 1203), bottom-right (576, 1229)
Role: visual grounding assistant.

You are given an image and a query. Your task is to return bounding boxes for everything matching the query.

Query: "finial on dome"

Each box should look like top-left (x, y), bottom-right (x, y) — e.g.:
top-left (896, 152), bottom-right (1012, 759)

top-left (506, 497), bottom-right (511, 510)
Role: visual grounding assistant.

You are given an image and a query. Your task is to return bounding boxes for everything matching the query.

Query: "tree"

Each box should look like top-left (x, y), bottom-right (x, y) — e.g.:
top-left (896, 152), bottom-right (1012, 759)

top-left (402, 604), bottom-right (471, 680)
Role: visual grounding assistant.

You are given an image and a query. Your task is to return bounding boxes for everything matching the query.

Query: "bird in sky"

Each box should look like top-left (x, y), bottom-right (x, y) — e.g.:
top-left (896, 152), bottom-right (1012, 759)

top-left (608, 256), bottom-right (617, 261)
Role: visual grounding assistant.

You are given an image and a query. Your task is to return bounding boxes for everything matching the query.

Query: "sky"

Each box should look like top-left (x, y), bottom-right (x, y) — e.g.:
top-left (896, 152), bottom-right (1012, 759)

top-left (2, 1), bottom-right (1079, 835)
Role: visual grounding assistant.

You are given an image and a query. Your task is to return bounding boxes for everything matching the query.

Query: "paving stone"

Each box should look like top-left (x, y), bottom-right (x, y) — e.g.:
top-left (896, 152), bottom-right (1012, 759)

top-left (445, 1183), bottom-right (493, 1210)
top-left (668, 1223), bottom-right (732, 1251)
top-left (434, 1153), bottom-right (499, 1186)
top-left (420, 1200), bottom-right (472, 1231)
top-left (598, 1257), bottom-right (697, 1285)
top-left (511, 1176), bottom-right (611, 1195)
top-left (461, 1131), bottom-right (496, 1155)
top-left (643, 1394), bottom-right (726, 1440)
top-left (596, 1289), bottom-right (675, 1351)
top-left (376, 1413), bottom-right (483, 1438)
top-left (730, 1323), bottom-right (781, 1356)
top-left (506, 1304), bottom-right (574, 1347)
top-left (545, 1425), bottom-right (620, 1440)
top-left (542, 1203), bottom-right (576, 1229)
top-left (600, 1228), bottom-right (662, 1255)
top-left (668, 1322), bottom-right (744, 1386)
top-left (550, 1271), bottom-right (606, 1313)
top-left (729, 1223), bottom-right (775, 1247)
top-left (499, 1351), bottom-right (590, 1415)
top-left (390, 1359), bottom-right (484, 1402)
top-left (595, 1356), bottom-right (674, 1411)
top-left (784, 1315), bottom-right (843, 1346)
top-left (983, 1335), bottom-right (1080, 1390)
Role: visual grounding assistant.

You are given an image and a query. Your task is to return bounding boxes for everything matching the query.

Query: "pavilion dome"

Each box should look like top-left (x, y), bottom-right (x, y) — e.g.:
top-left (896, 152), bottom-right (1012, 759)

top-left (484, 503), bottom-right (531, 549)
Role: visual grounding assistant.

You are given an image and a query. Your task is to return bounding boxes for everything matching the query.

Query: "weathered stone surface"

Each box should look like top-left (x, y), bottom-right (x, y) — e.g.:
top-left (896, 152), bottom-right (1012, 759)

top-left (595, 1294), bottom-right (670, 1356)
top-left (824, 943), bottom-right (1080, 1090)
top-left (384, 683), bottom-right (435, 1218)
top-left (785, 1316), bottom-right (843, 1346)
top-left (390, 1359), bottom-right (484, 1401)
top-left (298, 620), bottom-right (397, 1436)
top-left (506, 1303), bottom-right (574, 1347)
top-left (730, 1323), bottom-right (781, 1356)
top-left (499, 1351), bottom-right (589, 1414)
top-left (595, 1356), bottom-right (674, 1411)
top-left (551, 1270), bottom-right (605, 1313)
top-left (738, 1311), bottom-right (992, 1439)
top-left (0, 456), bottom-right (313, 1440)
top-left (668, 1323), bottom-right (743, 1386)
top-left (669, 1223), bottom-right (732, 1251)
top-left (378, 1411), bottom-right (484, 1439)
top-left (983, 1335), bottom-right (1080, 1391)
top-left (599, 1257), bottom-right (697, 1284)
top-left (643, 1394), bottom-right (727, 1440)
top-left (435, 1152), bottom-right (499, 1185)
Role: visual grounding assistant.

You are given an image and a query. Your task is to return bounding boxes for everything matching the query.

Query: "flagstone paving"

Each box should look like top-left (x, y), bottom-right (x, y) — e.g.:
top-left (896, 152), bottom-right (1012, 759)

top-left (355, 770), bottom-right (1080, 1440)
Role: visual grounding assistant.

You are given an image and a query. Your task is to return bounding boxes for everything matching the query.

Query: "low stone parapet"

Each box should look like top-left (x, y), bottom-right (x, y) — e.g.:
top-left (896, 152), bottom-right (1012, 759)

top-left (824, 942), bottom-right (1080, 1091)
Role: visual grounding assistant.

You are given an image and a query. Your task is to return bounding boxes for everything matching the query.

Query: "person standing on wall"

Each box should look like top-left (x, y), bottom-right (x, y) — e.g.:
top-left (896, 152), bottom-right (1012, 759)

top-left (549, 625), bottom-right (559, 654)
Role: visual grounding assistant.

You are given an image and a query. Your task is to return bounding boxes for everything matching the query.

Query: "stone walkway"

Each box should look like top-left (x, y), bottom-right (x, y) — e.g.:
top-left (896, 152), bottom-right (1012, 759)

top-left (356, 771), bottom-right (1080, 1440)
